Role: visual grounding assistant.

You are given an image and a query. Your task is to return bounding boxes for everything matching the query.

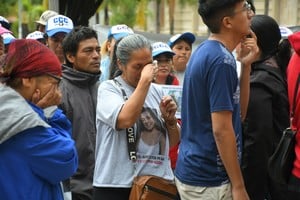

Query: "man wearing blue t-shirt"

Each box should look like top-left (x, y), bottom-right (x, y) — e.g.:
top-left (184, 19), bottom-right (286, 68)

top-left (175, 1), bottom-right (259, 200)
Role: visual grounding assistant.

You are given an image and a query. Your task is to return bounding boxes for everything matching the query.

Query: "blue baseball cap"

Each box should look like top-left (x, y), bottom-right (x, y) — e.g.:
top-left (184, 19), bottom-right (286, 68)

top-left (46, 15), bottom-right (73, 37)
top-left (167, 32), bottom-right (195, 47)
top-left (107, 24), bottom-right (134, 40)
top-left (152, 42), bottom-right (175, 57)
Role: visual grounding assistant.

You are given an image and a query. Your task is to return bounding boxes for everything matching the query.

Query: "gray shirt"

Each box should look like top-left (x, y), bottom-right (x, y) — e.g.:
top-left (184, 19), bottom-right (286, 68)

top-left (93, 76), bottom-right (174, 188)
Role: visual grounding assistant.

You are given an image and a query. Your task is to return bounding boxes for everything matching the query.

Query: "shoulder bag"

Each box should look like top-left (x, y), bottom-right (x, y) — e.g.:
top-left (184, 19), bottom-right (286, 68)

top-left (268, 74), bottom-right (300, 184)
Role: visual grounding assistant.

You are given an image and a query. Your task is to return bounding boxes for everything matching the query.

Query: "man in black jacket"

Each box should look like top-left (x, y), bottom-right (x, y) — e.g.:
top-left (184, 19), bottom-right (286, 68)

top-left (60, 26), bottom-right (101, 200)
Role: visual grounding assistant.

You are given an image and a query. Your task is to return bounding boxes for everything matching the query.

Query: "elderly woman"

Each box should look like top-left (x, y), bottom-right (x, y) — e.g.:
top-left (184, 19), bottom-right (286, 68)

top-left (0, 39), bottom-right (78, 200)
top-left (93, 34), bottom-right (180, 200)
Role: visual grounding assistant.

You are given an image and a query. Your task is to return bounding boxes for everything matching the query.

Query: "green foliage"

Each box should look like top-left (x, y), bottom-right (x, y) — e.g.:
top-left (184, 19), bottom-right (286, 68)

top-left (0, 0), bottom-right (17, 16)
top-left (109, 0), bottom-right (139, 26)
top-left (178, 0), bottom-right (197, 6)
top-left (0, 0), bottom-right (45, 37)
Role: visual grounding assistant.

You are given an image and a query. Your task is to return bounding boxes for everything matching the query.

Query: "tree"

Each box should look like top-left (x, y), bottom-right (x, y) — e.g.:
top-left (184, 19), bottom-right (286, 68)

top-left (0, 0), bottom-right (46, 37)
top-left (58, 0), bottom-right (104, 26)
top-left (100, 0), bottom-right (139, 27)
top-left (0, 0), bottom-right (15, 16)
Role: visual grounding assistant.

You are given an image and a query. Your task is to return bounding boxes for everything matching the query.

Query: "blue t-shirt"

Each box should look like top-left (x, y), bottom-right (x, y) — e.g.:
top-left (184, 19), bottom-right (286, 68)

top-left (175, 40), bottom-right (242, 187)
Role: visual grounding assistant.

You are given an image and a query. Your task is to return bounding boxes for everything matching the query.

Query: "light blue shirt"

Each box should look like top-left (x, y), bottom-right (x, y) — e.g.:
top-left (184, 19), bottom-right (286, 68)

top-left (100, 56), bottom-right (111, 83)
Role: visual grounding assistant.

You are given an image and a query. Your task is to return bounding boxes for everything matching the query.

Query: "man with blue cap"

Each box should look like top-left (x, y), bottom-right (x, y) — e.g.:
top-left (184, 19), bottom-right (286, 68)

top-left (167, 32), bottom-right (195, 84)
top-left (45, 14), bottom-right (74, 64)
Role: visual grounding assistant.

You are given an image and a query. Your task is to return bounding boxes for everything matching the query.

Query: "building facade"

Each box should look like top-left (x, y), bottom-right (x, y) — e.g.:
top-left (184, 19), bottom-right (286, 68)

top-left (146, 0), bottom-right (300, 36)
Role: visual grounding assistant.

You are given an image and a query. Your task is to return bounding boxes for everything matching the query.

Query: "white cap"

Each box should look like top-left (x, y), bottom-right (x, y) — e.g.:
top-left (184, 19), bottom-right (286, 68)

top-left (46, 15), bottom-right (73, 37)
top-left (152, 42), bottom-right (175, 57)
top-left (36, 10), bottom-right (58, 26)
top-left (107, 24), bottom-right (134, 40)
top-left (26, 31), bottom-right (44, 40)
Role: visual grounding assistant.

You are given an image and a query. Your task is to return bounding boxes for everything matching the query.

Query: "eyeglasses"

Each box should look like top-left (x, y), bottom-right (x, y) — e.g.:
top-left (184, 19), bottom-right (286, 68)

top-left (232, 1), bottom-right (252, 15)
top-left (46, 73), bottom-right (62, 84)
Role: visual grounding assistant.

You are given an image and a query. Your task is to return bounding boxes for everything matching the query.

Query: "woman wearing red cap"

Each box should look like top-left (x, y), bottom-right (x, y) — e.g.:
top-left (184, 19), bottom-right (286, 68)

top-left (0, 39), bottom-right (78, 200)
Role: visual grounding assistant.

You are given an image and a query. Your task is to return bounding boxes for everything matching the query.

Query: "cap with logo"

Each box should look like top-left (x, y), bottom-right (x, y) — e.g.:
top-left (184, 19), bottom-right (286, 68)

top-left (26, 31), bottom-right (45, 40)
top-left (36, 10), bottom-right (58, 26)
top-left (107, 24), bottom-right (134, 40)
top-left (152, 42), bottom-right (175, 58)
top-left (167, 32), bottom-right (195, 48)
top-left (46, 15), bottom-right (74, 37)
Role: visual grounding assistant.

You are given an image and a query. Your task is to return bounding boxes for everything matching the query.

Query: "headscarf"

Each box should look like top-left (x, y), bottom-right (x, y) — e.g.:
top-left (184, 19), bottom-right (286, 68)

top-left (0, 39), bottom-right (61, 82)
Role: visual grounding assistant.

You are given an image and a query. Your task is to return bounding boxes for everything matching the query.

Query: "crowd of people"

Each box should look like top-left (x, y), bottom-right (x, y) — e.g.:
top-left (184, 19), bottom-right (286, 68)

top-left (1, 0), bottom-right (300, 200)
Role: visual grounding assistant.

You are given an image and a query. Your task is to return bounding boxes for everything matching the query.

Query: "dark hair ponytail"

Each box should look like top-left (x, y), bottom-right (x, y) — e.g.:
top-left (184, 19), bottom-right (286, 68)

top-left (109, 38), bottom-right (123, 79)
top-left (276, 39), bottom-right (292, 79)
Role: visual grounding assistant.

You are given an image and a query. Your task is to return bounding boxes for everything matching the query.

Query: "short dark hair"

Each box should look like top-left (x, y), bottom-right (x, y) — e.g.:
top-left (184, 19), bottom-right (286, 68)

top-left (198, 0), bottom-right (244, 33)
top-left (62, 26), bottom-right (98, 66)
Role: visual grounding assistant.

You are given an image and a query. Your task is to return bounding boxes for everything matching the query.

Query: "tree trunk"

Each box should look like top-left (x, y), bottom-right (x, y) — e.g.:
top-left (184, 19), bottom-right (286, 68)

top-left (48, 0), bottom-right (59, 12)
top-left (104, 5), bottom-right (109, 25)
top-left (264, 0), bottom-right (269, 15)
top-left (58, 0), bottom-right (104, 26)
top-left (156, 0), bottom-right (161, 33)
top-left (168, 0), bottom-right (175, 34)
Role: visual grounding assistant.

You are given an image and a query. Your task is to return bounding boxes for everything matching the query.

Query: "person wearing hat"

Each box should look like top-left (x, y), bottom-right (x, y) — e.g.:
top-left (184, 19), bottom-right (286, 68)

top-left (0, 26), bottom-right (7, 56)
top-left (26, 30), bottom-right (46, 45)
top-left (0, 39), bottom-right (78, 200)
top-left (0, 25), bottom-right (15, 53)
top-left (45, 14), bottom-right (74, 64)
top-left (100, 24), bottom-right (134, 83)
top-left (152, 41), bottom-right (181, 179)
top-left (0, 16), bottom-right (11, 30)
top-left (152, 41), bottom-right (179, 85)
top-left (167, 32), bottom-right (195, 85)
top-left (36, 10), bottom-right (58, 33)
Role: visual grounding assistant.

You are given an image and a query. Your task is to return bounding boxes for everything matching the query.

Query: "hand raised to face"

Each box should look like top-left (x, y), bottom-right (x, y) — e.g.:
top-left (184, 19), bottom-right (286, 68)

top-left (32, 83), bottom-right (62, 109)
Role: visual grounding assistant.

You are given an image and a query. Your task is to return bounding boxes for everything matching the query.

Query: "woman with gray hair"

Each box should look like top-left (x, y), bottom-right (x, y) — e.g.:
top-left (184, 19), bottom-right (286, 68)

top-left (93, 34), bottom-right (180, 200)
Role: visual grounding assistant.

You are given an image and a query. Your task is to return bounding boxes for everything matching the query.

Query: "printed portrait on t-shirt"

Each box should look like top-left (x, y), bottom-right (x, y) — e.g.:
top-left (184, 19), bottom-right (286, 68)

top-left (136, 107), bottom-right (167, 155)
